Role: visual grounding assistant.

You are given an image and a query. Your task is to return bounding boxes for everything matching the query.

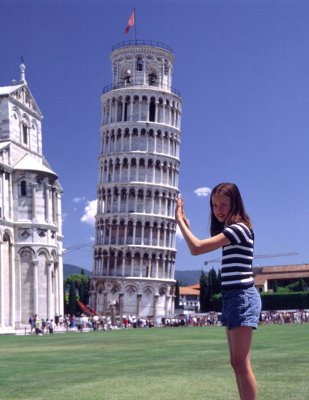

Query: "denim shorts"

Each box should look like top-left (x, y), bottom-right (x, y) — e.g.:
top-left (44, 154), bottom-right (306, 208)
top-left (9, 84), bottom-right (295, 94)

top-left (221, 286), bottom-right (262, 330)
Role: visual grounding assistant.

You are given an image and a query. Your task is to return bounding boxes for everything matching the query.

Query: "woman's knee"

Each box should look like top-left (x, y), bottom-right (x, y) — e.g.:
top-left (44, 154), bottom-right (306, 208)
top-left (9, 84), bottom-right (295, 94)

top-left (230, 355), bottom-right (250, 374)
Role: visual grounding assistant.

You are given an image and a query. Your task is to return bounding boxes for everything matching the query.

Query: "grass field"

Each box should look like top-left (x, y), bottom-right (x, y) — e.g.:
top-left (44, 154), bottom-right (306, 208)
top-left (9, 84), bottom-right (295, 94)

top-left (0, 324), bottom-right (308, 400)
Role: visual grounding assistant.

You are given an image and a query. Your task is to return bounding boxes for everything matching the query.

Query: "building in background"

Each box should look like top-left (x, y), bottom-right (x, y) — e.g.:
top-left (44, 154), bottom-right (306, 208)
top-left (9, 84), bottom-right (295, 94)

top-left (179, 284), bottom-right (200, 313)
top-left (90, 40), bottom-right (182, 323)
top-left (254, 264), bottom-right (309, 292)
top-left (0, 64), bottom-right (64, 333)
top-left (177, 264), bottom-right (309, 314)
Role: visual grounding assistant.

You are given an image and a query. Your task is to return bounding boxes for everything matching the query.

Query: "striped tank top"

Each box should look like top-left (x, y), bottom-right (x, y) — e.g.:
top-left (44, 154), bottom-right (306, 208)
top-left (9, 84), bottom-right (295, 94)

top-left (221, 222), bottom-right (255, 290)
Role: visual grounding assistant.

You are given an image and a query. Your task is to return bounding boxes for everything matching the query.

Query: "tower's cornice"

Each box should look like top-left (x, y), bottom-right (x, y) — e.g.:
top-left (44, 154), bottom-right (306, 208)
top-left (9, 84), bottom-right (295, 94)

top-left (102, 82), bottom-right (181, 98)
top-left (111, 40), bottom-right (174, 55)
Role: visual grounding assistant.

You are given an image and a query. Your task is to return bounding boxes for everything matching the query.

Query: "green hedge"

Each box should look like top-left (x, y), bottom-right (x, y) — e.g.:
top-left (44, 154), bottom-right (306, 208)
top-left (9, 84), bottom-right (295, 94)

top-left (260, 292), bottom-right (309, 310)
top-left (211, 291), bottom-right (309, 312)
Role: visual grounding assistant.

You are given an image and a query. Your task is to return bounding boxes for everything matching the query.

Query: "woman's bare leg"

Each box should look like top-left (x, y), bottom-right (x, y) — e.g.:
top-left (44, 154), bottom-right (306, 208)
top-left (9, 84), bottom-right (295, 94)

top-left (226, 327), bottom-right (257, 400)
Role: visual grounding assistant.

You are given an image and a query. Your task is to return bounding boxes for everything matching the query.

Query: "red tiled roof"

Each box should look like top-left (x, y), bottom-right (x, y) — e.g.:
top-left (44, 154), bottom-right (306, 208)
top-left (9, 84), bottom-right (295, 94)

top-left (187, 283), bottom-right (200, 290)
top-left (179, 285), bottom-right (200, 296)
top-left (258, 264), bottom-right (309, 274)
top-left (254, 264), bottom-right (309, 286)
top-left (255, 271), bottom-right (309, 286)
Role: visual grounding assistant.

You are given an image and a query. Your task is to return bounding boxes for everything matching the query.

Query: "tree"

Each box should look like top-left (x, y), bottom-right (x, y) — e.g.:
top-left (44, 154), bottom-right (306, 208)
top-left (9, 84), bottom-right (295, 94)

top-left (200, 268), bottom-right (221, 312)
top-left (199, 271), bottom-right (209, 312)
top-left (67, 281), bottom-right (77, 315)
top-left (286, 279), bottom-right (307, 292)
top-left (65, 274), bottom-right (90, 305)
top-left (208, 267), bottom-right (219, 310)
top-left (209, 267), bottom-right (220, 295)
top-left (217, 269), bottom-right (221, 291)
top-left (175, 280), bottom-right (181, 309)
top-left (64, 273), bottom-right (91, 315)
top-left (298, 279), bottom-right (306, 292)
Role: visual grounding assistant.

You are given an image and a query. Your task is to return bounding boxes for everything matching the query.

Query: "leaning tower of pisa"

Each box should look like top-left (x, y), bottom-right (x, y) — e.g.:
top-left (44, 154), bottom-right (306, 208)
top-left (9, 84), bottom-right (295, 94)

top-left (90, 40), bottom-right (182, 324)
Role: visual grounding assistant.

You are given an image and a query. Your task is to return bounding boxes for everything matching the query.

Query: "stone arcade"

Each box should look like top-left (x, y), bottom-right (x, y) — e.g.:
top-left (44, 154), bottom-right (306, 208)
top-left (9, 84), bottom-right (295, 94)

top-left (90, 41), bottom-right (182, 323)
top-left (0, 64), bottom-right (64, 333)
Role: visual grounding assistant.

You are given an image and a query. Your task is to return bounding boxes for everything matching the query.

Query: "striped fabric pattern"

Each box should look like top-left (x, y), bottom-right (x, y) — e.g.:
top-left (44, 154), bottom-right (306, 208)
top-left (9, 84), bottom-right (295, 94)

top-left (221, 223), bottom-right (255, 290)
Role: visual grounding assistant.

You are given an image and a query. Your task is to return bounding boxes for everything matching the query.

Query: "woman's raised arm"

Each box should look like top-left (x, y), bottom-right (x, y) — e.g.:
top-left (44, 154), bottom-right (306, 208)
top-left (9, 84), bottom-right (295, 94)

top-left (175, 196), bottom-right (230, 255)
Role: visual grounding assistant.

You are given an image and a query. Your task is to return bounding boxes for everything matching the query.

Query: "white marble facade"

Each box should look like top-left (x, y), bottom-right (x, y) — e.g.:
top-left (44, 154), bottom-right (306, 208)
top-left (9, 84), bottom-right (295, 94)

top-left (0, 64), bottom-right (64, 332)
top-left (90, 41), bottom-right (182, 323)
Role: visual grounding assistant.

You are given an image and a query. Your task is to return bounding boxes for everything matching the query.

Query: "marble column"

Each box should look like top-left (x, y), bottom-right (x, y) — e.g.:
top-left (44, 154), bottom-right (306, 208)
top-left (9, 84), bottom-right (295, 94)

top-left (136, 294), bottom-right (142, 318)
top-left (33, 261), bottom-right (39, 316)
top-left (0, 241), bottom-right (4, 327)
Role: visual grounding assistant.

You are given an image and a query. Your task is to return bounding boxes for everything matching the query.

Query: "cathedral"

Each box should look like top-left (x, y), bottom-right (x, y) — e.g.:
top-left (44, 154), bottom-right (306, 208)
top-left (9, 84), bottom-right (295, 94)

top-left (0, 63), bottom-right (64, 333)
top-left (90, 40), bottom-right (182, 323)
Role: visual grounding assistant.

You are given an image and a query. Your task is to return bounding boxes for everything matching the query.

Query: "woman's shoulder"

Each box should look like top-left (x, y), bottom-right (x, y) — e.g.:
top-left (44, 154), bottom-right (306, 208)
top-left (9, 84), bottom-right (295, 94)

top-left (227, 221), bottom-right (252, 230)
top-left (224, 222), bottom-right (254, 242)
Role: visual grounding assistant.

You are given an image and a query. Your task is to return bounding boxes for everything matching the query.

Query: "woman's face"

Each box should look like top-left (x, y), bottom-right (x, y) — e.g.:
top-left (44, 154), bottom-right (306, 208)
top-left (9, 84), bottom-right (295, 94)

top-left (211, 192), bottom-right (232, 223)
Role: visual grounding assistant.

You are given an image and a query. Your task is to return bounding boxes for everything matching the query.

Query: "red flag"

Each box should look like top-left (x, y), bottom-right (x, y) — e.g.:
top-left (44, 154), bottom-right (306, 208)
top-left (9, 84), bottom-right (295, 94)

top-left (125, 11), bottom-right (135, 34)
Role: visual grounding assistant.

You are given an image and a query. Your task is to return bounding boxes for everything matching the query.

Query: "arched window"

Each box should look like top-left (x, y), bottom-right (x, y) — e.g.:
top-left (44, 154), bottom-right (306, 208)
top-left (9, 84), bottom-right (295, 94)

top-left (124, 69), bottom-right (132, 85)
top-left (148, 73), bottom-right (157, 86)
top-left (135, 222), bottom-right (142, 245)
top-left (141, 96), bottom-right (148, 121)
top-left (117, 97), bottom-right (123, 122)
top-left (22, 123), bottom-right (28, 144)
top-left (119, 221), bottom-right (125, 245)
top-left (124, 96), bottom-right (130, 121)
top-left (164, 60), bottom-right (169, 76)
top-left (21, 180), bottom-right (27, 196)
top-left (136, 57), bottom-right (143, 71)
top-left (127, 221), bottom-right (134, 244)
top-left (149, 97), bottom-right (156, 122)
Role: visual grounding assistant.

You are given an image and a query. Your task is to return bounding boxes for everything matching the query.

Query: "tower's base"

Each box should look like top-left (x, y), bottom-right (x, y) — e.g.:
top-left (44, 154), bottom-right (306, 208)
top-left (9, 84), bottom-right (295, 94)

top-left (90, 277), bottom-right (176, 325)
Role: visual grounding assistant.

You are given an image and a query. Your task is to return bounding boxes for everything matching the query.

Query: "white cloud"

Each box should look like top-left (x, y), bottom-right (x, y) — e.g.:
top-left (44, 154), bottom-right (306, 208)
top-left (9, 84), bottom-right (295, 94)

top-left (176, 225), bottom-right (184, 240)
top-left (62, 212), bottom-right (68, 224)
top-left (194, 187), bottom-right (212, 197)
top-left (81, 199), bottom-right (97, 226)
top-left (72, 196), bottom-right (86, 203)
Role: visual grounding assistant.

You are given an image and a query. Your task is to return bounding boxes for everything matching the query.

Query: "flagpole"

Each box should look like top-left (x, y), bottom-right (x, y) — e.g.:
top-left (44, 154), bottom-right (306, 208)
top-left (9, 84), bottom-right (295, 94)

top-left (134, 8), bottom-right (137, 42)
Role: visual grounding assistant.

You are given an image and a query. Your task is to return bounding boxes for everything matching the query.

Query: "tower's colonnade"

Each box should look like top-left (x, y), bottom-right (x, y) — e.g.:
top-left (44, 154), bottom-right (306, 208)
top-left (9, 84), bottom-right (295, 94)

top-left (91, 41), bottom-right (182, 322)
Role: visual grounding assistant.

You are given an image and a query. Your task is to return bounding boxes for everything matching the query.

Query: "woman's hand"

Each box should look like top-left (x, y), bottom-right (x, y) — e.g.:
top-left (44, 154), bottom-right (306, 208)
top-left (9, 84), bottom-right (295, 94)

top-left (175, 196), bottom-right (230, 256)
top-left (175, 196), bottom-right (189, 228)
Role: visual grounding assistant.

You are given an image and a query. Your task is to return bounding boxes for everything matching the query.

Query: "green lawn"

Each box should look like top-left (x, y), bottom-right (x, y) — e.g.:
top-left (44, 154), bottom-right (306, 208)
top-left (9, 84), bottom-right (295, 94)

top-left (0, 324), bottom-right (308, 400)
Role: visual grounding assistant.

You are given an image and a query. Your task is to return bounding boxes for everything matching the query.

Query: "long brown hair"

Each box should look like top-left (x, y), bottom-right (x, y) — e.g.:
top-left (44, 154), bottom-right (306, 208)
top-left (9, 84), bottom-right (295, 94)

top-left (210, 182), bottom-right (252, 236)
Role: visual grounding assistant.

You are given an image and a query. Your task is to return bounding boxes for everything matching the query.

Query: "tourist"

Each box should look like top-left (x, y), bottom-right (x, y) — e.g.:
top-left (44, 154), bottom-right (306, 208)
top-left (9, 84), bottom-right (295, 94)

top-left (176, 182), bottom-right (261, 400)
top-left (41, 318), bottom-right (46, 333)
top-left (47, 319), bottom-right (54, 334)
top-left (34, 315), bottom-right (42, 335)
top-left (28, 315), bottom-right (35, 333)
top-left (54, 314), bottom-right (59, 330)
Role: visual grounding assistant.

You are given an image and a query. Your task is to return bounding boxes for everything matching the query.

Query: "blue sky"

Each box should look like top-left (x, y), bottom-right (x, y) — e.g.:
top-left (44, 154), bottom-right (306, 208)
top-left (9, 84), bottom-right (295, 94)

top-left (1, 0), bottom-right (308, 271)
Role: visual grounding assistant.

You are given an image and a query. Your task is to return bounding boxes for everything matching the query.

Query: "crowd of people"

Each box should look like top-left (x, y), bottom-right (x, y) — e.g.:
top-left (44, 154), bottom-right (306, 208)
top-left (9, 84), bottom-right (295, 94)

top-left (260, 310), bottom-right (309, 324)
top-left (28, 309), bottom-right (309, 335)
top-left (161, 313), bottom-right (219, 327)
top-left (28, 314), bottom-right (55, 335)
top-left (28, 313), bottom-right (155, 334)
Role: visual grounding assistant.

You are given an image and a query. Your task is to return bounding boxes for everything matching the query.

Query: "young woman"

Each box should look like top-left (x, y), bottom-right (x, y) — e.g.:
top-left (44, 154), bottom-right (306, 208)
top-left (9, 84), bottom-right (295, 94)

top-left (176, 182), bottom-right (261, 400)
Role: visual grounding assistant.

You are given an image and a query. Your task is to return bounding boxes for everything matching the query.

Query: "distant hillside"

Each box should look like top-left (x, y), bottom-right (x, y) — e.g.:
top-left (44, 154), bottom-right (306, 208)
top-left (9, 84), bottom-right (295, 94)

top-left (63, 264), bottom-right (200, 286)
top-left (63, 264), bottom-right (91, 279)
top-left (175, 270), bottom-right (201, 286)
